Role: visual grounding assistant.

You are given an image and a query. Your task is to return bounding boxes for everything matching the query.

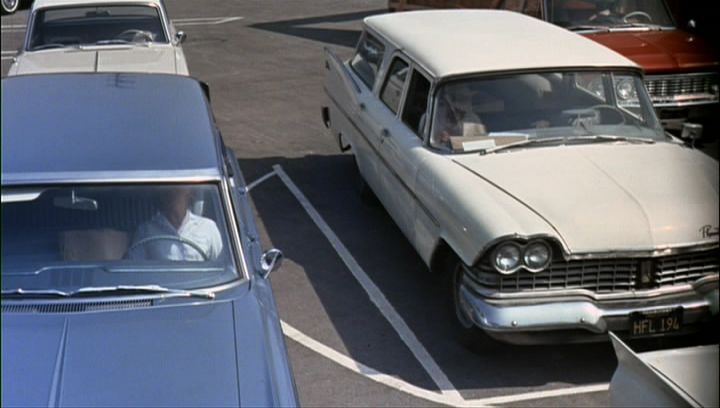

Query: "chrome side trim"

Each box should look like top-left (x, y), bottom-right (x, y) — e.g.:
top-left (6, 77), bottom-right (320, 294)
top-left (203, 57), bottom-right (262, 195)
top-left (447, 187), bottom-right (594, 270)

top-left (473, 233), bottom-right (719, 265)
top-left (2, 172), bottom-right (222, 186)
top-left (220, 177), bottom-right (250, 281)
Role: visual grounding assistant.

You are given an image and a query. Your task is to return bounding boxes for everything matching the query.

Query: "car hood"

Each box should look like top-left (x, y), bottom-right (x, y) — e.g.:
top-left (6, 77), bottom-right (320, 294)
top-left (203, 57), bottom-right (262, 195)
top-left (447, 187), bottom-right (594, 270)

top-left (452, 142), bottom-right (719, 253)
top-left (1, 294), bottom-right (290, 407)
top-left (11, 46), bottom-right (178, 75)
top-left (584, 30), bottom-right (719, 73)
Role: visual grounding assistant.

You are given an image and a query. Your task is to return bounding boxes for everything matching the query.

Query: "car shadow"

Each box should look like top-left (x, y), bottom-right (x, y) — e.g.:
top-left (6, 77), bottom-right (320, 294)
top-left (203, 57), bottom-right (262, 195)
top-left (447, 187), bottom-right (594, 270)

top-left (238, 153), bottom-right (620, 395)
top-left (249, 9), bottom-right (386, 48)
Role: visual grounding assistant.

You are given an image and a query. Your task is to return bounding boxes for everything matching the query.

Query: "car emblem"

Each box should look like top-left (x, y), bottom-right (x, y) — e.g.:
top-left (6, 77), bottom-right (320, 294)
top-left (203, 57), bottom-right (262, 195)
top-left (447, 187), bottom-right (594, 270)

top-left (699, 225), bottom-right (719, 239)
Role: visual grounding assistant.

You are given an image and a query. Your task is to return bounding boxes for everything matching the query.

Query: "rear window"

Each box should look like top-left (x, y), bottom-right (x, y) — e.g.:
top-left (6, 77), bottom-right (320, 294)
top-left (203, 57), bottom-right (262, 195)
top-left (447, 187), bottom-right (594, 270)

top-left (1, 184), bottom-right (240, 293)
top-left (349, 32), bottom-right (385, 89)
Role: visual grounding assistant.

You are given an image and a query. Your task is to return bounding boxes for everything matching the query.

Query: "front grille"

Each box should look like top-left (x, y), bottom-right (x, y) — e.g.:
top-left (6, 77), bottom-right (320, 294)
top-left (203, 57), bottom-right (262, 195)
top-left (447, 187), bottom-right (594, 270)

top-left (473, 248), bottom-right (719, 294)
top-left (645, 73), bottom-right (719, 106)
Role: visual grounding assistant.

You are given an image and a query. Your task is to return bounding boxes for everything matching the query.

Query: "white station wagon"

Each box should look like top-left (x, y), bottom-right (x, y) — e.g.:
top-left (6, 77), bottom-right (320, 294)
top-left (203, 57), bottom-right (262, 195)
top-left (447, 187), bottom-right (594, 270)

top-left (8, 0), bottom-right (189, 76)
top-left (322, 10), bottom-right (719, 344)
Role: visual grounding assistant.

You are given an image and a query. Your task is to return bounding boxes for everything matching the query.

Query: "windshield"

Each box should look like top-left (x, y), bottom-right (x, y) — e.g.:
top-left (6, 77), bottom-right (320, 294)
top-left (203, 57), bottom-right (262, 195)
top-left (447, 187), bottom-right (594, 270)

top-left (549, 0), bottom-right (674, 30)
top-left (28, 5), bottom-right (168, 50)
top-left (1, 184), bottom-right (239, 294)
top-left (429, 70), bottom-right (665, 153)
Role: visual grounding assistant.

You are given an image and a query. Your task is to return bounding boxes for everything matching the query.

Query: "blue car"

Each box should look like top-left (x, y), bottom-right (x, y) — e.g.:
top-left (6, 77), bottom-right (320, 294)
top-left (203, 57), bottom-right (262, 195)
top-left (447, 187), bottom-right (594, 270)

top-left (1, 73), bottom-right (299, 407)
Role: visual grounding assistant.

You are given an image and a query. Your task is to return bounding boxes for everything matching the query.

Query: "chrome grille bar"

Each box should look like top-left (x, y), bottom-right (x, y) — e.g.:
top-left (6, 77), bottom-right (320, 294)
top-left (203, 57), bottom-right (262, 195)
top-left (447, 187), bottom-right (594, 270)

top-left (645, 73), bottom-right (719, 107)
top-left (473, 248), bottom-right (718, 294)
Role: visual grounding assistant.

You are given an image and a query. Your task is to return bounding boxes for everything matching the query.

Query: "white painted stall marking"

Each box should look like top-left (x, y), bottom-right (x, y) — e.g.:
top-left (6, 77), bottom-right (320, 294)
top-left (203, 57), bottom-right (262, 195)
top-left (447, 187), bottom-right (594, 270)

top-left (273, 164), bottom-right (464, 403)
top-left (283, 320), bottom-right (609, 407)
top-left (250, 166), bottom-right (610, 406)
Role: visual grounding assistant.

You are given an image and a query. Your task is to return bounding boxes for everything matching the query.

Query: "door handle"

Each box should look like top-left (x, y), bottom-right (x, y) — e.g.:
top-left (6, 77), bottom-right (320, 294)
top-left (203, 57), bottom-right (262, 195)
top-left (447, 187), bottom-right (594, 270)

top-left (359, 102), bottom-right (366, 111)
top-left (381, 128), bottom-right (391, 138)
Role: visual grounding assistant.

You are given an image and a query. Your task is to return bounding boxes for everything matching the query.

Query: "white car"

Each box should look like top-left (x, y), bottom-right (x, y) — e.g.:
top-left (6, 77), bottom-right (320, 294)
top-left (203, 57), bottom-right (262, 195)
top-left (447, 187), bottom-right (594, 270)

top-left (322, 10), bottom-right (719, 345)
top-left (8, 0), bottom-right (189, 76)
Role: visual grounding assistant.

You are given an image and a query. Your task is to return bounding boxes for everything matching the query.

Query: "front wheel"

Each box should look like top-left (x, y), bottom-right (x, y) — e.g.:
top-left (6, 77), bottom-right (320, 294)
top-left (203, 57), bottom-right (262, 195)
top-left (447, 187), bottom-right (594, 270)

top-left (1, 0), bottom-right (20, 14)
top-left (353, 155), bottom-right (378, 205)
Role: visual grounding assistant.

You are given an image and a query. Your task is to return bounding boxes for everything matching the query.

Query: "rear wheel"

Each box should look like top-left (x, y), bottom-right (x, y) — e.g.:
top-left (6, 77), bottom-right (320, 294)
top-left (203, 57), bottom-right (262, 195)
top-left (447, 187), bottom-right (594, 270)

top-left (1, 0), bottom-right (20, 14)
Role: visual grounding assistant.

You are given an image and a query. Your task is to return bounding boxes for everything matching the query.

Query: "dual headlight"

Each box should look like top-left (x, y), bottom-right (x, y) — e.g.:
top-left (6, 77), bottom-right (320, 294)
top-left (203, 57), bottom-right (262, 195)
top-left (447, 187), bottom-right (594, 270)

top-left (491, 240), bottom-right (552, 274)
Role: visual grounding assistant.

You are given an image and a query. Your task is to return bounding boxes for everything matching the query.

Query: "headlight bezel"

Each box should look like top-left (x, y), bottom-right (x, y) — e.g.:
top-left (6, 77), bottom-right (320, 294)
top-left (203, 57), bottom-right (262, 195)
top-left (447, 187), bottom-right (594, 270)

top-left (491, 242), bottom-right (522, 275)
top-left (490, 239), bottom-right (553, 274)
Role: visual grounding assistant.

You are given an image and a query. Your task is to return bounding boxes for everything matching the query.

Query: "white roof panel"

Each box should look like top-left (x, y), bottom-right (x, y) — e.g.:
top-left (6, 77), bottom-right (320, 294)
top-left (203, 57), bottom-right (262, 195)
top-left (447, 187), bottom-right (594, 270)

top-left (365, 10), bottom-right (638, 78)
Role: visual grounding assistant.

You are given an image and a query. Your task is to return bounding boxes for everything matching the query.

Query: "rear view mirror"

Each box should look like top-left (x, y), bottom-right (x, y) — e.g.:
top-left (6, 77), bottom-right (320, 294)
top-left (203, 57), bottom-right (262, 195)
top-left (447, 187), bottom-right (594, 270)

top-left (260, 248), bottom-right (283, 279)
top-left (175, 31), bottom-right (187, 44)
top-left (680, 122), bottom-right (703, 147)
top-left (53, 190), bottom-right (98, 211)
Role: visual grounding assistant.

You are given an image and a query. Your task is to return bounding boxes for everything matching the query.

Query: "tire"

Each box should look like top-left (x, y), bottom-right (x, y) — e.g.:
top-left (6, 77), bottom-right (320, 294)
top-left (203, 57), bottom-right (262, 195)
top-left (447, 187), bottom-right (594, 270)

top-left (447, 258), bottom-right (484, 348)
top-left (1, 0), bottom-right (19, 14)
top-left (353, 156), bottom-right (379, 205)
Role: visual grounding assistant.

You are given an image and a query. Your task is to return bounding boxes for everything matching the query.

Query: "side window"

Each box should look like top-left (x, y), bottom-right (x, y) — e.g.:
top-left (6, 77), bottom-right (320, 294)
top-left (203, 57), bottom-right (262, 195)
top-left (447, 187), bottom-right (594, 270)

top-left (380, 58), bottom-right (410, 114)
top-left (402, 70), bottom-right (431, 137)
top-left (349, 33), bottom-right (385, 89)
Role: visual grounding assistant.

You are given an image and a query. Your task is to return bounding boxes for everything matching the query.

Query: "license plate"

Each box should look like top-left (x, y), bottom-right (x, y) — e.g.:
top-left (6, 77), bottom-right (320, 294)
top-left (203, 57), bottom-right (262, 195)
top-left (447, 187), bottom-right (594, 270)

top-left (629, 308), bottom-right (683, 338)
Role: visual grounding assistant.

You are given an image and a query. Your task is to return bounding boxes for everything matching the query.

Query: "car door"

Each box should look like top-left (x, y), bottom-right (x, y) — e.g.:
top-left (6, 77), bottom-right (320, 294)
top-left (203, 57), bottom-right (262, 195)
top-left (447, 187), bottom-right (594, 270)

top-left (323, 31), bottom-right (388, 195)
top-left (374, 56), bottom-right (436, 246)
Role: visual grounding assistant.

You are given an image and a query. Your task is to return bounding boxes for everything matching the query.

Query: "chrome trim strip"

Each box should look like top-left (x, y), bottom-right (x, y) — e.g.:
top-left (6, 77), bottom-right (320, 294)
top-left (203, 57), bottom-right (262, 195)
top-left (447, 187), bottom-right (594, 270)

top-left (465, 272), bottom-right (718, 302)
top-left (220, 177), bottom-right (250, 282)
top-left (2, 172), bottom-right (222, 186)
top-left (473, 233), bottom-right (718, 264)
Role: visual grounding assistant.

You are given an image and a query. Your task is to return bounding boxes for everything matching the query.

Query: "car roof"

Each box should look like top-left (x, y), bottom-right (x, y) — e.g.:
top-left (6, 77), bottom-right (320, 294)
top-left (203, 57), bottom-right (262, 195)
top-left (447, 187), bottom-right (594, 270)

top-left (1, 73), bottom-right (223, 186)
top-left (32, 0), bottom-right (163, 10)
top-left (364, 10), bottom-right (639, 78)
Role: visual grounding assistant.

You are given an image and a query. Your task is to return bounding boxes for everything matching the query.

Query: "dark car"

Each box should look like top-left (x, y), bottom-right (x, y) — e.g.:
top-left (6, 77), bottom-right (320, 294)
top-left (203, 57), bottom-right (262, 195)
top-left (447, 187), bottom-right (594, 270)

top-left (387, 0), bottom-right (720, 134)
top-left (1, 73), bottom-right (298, 407)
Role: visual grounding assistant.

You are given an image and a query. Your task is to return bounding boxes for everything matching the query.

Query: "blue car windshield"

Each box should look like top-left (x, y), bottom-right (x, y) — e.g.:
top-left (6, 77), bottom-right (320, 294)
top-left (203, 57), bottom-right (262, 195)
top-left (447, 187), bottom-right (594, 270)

top-left (1, 183), bottom-right (240, 293)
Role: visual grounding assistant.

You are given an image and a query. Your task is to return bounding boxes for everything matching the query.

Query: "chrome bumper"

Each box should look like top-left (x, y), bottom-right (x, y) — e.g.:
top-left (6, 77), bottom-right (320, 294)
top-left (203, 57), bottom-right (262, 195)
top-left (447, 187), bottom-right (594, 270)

top-left (460, 275), bottom-right (719, 344)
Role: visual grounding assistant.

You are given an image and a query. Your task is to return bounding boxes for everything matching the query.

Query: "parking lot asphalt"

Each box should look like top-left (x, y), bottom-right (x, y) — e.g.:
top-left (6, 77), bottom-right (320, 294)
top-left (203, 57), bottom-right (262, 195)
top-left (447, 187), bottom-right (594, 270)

top-left (2, 1), bottom-right (717, 406)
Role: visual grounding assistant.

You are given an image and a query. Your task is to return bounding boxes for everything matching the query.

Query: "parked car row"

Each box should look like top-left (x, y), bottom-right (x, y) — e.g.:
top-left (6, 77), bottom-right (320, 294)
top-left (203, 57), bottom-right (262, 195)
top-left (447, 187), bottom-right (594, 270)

top-left (2, 3), bottom-right (718, 407)
top-left (387, 0), bottom-right (720, 134)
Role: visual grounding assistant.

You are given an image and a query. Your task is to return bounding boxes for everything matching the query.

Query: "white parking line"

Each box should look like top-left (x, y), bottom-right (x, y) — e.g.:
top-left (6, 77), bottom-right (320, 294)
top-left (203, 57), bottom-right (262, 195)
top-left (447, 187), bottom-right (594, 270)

top-left (272, 164), bottom-right (464, 403)
top-left (282, 321), bottom-right (467, 407)
top-left (283, 319), bottom-right (609, 407)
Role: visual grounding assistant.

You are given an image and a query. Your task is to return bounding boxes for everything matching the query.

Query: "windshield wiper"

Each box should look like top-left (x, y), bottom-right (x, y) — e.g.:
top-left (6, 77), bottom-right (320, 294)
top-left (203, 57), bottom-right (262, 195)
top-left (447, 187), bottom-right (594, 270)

top-left (608, 23), bottom-right (663, 31)
top-left (31, 43), bottom-right (78, 51)
top-left (85, 39), bottom-right (148, 47)
top-left (570, 134), bottom-right (656, 144)
top-left (566, 25), bottom-right (610, 32)
top-left (479, 136), bottom-right (566, 155)
top-left (2, 285), bottom-right (215, 299)
top-left (479, 134), bottom-right (654, 155)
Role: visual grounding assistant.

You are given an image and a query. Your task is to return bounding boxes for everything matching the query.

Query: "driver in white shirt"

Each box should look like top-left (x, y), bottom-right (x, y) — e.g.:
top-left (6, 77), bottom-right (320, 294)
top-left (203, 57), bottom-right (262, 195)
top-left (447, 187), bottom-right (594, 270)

top-left (128, 187), bottom-right (223, 261)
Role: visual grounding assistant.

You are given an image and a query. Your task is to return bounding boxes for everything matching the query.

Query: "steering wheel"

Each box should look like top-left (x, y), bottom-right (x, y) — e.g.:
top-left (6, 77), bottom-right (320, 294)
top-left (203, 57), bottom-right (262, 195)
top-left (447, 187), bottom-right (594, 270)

top-left (623, 11), bottom-right (653, 23)
top-left (590, 104), bottom-right (626, 125)
top-left (116, 29), bottom-right (155, 43)
top-left (126, 235), bottom-right (209, 261)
